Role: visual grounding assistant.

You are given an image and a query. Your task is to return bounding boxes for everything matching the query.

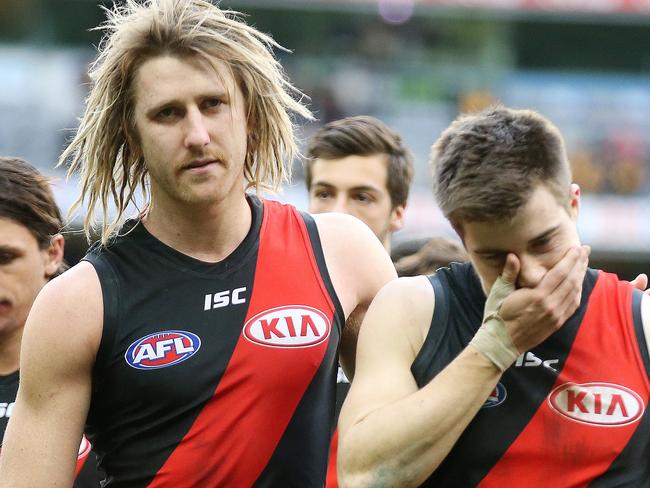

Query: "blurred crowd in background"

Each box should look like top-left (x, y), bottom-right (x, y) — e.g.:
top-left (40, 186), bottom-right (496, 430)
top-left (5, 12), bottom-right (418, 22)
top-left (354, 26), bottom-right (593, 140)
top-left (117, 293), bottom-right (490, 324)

top-left (1, 0), bottom-right (650, 273)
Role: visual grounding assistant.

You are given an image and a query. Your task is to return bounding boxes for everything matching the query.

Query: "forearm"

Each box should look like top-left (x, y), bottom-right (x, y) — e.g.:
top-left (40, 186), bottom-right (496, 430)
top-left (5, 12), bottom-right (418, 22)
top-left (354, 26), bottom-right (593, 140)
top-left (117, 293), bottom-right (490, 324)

top-left (0, 403), bottom-right (80, 487)
top-left (339, 346), bottom-right (501, 488)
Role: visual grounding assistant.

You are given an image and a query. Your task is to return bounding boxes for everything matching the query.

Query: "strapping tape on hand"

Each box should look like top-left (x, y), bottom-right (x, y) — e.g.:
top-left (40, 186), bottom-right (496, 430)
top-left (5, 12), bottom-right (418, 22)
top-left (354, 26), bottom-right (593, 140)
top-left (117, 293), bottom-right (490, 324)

top-left (469, 276), bottom-right (519, 372)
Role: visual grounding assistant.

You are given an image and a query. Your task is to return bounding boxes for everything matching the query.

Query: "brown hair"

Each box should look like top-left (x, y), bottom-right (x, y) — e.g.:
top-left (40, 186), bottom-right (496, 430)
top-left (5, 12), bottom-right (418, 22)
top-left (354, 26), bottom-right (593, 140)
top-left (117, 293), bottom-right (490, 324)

top-left (394, 237), bottom-right (467, 277)
top-left (0, 157), bottom-right (66, 276)
top-left (60, 0), bottom-right (312, 243)
top-left (305, 116), bottom-right (414, 208)
top-left (431, 106), bottom-right (571, 226)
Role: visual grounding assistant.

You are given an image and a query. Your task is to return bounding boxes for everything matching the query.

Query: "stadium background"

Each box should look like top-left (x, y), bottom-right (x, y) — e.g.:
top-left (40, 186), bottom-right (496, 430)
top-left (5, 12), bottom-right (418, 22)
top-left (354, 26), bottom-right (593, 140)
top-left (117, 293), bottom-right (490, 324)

top-left (1, 0), bottom-right (649, 278)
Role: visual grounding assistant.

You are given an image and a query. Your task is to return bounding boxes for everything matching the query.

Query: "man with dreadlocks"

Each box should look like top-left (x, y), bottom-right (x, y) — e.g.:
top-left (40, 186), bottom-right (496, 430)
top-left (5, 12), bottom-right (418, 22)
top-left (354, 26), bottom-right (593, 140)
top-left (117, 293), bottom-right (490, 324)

top-left (0, 1), bottom-right (395, 486)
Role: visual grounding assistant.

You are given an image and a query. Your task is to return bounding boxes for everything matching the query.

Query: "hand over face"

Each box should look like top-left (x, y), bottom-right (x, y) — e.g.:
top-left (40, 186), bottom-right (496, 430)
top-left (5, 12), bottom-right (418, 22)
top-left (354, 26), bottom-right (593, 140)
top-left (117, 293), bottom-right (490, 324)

top-left (498, 245), bottom-right (590, 354)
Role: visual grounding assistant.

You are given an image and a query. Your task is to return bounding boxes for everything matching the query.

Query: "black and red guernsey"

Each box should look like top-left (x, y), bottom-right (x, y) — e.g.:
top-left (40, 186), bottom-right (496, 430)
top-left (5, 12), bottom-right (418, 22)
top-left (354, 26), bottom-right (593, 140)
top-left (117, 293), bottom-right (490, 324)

top-left (83, 195), bottom-right (344, 487)
top-left (413, 262), bottom-right (650, 487)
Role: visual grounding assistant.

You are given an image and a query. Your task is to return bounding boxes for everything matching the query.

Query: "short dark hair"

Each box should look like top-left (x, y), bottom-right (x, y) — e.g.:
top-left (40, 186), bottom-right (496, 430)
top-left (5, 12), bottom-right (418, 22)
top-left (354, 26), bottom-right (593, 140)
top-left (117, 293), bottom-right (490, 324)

top-left (306, 116), bottom-right (415, 208)
top-left (394, 237), bottom-right (467, 277)
top-left (431, 106), bottom-right (571, 226)
top-left (0, 157), bottom-right (66, 275)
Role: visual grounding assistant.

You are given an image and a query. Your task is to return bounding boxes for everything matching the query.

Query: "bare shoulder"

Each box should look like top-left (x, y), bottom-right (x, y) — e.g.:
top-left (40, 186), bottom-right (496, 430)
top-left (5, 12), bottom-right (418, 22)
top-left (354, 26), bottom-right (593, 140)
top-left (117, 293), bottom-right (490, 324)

top-left (21, 261), bottom-right (103, 370)
top-left (311, 212), bottom-right (396, 317)
top-left (312, 212), bottom-right (383, 260)
top-left (365, 275), bottom-right (436, 350)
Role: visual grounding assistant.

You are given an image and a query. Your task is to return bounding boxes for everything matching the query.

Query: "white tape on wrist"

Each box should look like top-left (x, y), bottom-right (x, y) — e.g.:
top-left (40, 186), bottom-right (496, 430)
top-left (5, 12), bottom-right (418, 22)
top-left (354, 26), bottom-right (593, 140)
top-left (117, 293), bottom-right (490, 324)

top-left (469, 276), bottom-right (519, 372)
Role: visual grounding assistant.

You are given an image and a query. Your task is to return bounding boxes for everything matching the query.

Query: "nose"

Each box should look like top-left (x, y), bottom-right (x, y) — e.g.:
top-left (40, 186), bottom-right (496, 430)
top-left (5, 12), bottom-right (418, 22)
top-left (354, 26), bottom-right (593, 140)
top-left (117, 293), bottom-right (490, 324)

top-left (184, 107), bottom-right (210, 149)
top-left (331, 196), bottom-right (350, 214)
top-left (517, 254), bottom-right (547, 288)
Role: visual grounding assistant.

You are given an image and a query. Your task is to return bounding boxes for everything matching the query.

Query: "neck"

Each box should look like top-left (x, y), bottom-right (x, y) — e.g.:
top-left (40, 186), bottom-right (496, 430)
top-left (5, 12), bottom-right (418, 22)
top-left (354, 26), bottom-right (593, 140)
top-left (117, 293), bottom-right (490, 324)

top-left (381, 235), bottom-right (392, 254)
top-left (143, 190), bottom-right (253, 263)
top-left (0, 326), bottom-right (22, 375)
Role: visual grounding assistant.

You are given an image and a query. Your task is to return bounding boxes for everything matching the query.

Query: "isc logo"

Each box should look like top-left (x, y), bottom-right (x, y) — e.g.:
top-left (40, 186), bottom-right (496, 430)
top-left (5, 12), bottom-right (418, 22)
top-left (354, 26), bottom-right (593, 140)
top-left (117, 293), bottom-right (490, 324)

top-left (125, 330), bottom-right (201, 370)
top-left (548, 382), bottom-right (645, 426)
top-left (244, 305), bottom-right (330, 348)
top-left (204, 287), bottom-right (246, 311)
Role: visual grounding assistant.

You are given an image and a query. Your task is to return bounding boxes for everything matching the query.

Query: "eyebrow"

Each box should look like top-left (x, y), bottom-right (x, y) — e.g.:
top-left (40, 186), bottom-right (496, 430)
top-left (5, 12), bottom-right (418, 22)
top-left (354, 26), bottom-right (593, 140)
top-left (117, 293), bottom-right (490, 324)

top-left (473, 225), bottom-right (561, 255)
top-left (311, 181), bottom-right (382, 193)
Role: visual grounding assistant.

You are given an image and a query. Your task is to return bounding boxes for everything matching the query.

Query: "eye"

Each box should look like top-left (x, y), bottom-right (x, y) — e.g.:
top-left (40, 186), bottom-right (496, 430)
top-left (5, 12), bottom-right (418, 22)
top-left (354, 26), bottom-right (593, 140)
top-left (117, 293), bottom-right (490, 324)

top-left (314, 190), bottom-right (332, 200)
top-left (353, 192), bottom-right (373, 204)
top-left (203, 98), bottom-right (223, 110)
top-left (0, 250), bottom-right (19, 265)
top-left (479, 253), bottom-right (506, 266)
top-left (156, 106), bottom-right (179, 120)
top-left (532, 237), bottom-right (554, 253)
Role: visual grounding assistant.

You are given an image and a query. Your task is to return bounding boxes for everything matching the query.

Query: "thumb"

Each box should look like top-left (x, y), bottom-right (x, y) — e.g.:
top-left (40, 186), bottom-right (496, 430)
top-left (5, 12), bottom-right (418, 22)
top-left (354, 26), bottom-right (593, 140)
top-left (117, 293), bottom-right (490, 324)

top-left (500, 253), bottom-right (520, 285)
top-left (630, 273), bottom-right (648, 292)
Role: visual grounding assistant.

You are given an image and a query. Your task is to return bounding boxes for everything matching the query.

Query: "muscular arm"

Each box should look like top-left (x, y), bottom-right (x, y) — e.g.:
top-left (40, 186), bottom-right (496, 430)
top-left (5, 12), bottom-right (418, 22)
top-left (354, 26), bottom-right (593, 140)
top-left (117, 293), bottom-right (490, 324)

top-left (314, 213), bottom-right (396, 379)
top-left (0, 262), bottom-right (102, 487)
top-left (338, 277), bottom-right (501, 488)
top-left (338, 247), bottom-right (589, 488)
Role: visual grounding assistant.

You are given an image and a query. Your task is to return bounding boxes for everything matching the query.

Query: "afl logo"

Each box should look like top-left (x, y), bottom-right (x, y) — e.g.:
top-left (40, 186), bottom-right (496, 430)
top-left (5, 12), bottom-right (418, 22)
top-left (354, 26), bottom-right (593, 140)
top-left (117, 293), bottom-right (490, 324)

top-left (482, 382), bottom-right (507, 408)
top-left (548, 382), bottom-right (645, 427)
top-left (244, 305), bottom-right (331, 348)
top-left (125, 330), bottom-right (201, 370)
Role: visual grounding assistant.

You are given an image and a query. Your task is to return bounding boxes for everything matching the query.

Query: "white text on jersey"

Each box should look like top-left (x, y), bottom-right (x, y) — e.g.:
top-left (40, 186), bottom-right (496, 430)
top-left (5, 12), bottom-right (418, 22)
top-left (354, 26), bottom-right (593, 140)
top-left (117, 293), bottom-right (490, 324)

top-left (204, 287), bottom-right (247, 311)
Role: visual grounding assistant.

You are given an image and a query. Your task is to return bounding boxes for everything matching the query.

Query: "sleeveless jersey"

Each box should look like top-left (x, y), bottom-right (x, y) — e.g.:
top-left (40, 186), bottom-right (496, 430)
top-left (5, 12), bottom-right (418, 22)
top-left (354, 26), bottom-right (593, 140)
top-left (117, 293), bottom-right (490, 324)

top-left (83, 196), bottom-right (344, 487)
top-left (0, 371), bottom-right (18, 442)
top-left (412, 262), bottom-right (650, 487)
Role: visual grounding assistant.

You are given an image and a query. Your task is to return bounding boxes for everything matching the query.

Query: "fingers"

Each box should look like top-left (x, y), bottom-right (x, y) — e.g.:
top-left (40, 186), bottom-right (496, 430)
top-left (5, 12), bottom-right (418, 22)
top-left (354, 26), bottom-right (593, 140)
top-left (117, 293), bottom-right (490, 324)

top-left (630, 274), bottom-right (648, 292)
top-left (547, 246), bottom-right (590, 322)
top-left (537, 245), bottom-right (590, 296)
top-left (500, 253), bottom-right (520, 285)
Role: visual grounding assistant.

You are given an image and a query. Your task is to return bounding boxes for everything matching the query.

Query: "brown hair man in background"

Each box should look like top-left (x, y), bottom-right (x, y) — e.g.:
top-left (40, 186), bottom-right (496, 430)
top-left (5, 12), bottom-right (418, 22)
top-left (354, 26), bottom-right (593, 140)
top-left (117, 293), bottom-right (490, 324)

top-left (305, 115), bottom-right (466, 487)
top-left (0, 157), bottom-right (101, 487)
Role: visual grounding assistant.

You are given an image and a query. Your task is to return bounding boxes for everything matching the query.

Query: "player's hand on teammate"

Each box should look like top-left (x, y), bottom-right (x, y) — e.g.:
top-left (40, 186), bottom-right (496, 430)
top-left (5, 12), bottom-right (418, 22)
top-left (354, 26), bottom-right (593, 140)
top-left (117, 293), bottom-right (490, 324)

top-left (498, 245), bottom-right (590, 355)
top-left (630, 273), bottom-right (650, 295)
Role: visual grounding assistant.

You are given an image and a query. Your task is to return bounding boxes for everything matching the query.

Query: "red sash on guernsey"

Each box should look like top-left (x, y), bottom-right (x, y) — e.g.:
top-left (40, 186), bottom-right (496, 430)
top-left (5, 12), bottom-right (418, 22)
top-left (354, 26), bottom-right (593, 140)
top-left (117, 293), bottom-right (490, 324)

top-left (479, 271), bottom-right (650, 486)
top-left (147, 200), bottom-right (338, 487)
top-left (326, 429), bottom-right (339, 487)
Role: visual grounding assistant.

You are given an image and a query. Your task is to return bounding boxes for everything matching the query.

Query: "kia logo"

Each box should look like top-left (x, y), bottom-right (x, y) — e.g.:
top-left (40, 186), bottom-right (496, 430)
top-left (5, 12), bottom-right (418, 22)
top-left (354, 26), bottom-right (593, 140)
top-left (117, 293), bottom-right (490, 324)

top-left (244, 305), bottom-right (331, 348)
top-left (548, 382), bottom-right (645, 427)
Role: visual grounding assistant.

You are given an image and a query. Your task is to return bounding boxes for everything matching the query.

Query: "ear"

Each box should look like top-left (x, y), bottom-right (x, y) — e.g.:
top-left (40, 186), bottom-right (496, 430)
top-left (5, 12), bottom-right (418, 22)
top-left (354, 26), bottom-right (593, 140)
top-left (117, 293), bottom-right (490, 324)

top-left (568, 183), bottom-right (581, 221)
top-left (389, 204), bottom-right (406, 232)
top-left (43, 234), bottom-right (65, 279)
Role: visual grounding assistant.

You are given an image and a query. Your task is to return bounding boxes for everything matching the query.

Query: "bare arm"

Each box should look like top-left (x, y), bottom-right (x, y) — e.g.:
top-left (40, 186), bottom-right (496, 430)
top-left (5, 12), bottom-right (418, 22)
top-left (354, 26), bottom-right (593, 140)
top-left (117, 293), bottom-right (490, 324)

top-left (314, 213), bottom-right (397, 379)
top-left (338, 247), bottom-right (589, 488)
top-left (0, 262), bottom-right (102, 487)
top-left (642, 293), bottom-right (650, 355)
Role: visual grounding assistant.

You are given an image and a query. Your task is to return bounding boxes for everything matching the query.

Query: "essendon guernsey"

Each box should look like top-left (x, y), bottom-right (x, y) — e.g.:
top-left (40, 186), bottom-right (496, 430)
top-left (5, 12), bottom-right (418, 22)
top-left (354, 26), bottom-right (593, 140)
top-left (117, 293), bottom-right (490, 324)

top-left (83, 196), bottom-right (344, 487)
top-left (412, 262), bottom-right (650, 487)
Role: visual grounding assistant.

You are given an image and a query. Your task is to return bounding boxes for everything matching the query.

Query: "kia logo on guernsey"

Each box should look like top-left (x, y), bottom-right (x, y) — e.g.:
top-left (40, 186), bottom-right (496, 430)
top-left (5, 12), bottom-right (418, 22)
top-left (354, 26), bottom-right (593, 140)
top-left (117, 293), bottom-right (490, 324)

top-left (482, 382), bottom-right (507, 408)
top-left (244, 305), bottom-right (331, 348)
top-left (125, 330), bottom-right (201, 370)
top-left (548, 382), bottom-right (645, 427)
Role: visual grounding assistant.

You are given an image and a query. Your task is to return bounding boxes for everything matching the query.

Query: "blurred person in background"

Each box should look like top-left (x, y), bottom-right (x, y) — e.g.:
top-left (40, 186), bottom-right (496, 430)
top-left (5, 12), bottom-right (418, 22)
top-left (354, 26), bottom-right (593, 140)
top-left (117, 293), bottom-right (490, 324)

top-left (338, 106), bottom-right (650, 487)
top-left (0, 1), bottom-right (395, 487)
top-left (305, 115), bottom-right (465, 487)
top-left (306, 115), bottom-right (413, 254)
top-left (0, 156), bottom-right (100, 488)
top-left (394, 237), bottom-right (467, 277)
